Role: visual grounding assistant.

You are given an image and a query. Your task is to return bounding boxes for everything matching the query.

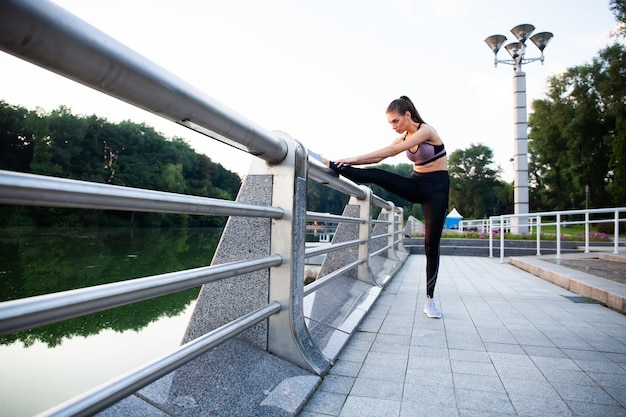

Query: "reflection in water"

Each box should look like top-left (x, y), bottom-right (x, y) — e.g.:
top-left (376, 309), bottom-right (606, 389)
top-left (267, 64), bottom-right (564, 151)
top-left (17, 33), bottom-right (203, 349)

top-left (0, 227), bottom-right (222, 347)
top-left (0, 227), bottom-right (223, 416)
top-left (0, 304), bottom-right (196, 417)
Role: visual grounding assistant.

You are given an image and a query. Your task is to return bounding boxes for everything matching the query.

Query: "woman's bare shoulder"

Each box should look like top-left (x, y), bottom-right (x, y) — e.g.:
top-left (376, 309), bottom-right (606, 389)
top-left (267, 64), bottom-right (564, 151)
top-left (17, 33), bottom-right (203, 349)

top-left (422, 124), bottom-right (443, 144)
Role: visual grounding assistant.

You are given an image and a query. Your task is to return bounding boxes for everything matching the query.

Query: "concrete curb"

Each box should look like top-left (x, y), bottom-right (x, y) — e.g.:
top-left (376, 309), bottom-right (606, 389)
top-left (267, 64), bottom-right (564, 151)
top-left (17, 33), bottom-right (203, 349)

top-left (599, 252), bottom-right (626, 264)
top-left (509, 254), bottom-right (626, 314)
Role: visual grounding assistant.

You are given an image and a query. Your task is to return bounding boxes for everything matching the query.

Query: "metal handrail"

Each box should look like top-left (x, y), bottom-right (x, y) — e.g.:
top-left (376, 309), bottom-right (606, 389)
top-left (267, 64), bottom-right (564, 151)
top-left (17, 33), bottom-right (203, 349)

top-left (0, 170), bottom-right (284, 218)
top-left (306, 211), bottom-right (365, 224)
top-left (0, 0), bottom-right (287, 162)
top-left (0, 255), bottom-right (283, 336)
top-left (372, 194), bottom-right (393, 210)
top-left (39, 302), bottom-right (282, 417)
top-left (303, 260), bottom-right (364, 296)
top-left (308, 161), bottom-right (367, 200)
top-left (304, 239), bottom-right (364, 258)
top-left (371, 245), bottom-right (392, 257)
top-left (0, 1), bottom-right (409, 414)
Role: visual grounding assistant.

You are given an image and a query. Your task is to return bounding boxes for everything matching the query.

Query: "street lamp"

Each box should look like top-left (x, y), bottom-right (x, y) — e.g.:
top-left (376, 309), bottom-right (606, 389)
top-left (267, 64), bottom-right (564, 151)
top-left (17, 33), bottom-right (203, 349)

top-left (484, 24), bottom-right (553, 234)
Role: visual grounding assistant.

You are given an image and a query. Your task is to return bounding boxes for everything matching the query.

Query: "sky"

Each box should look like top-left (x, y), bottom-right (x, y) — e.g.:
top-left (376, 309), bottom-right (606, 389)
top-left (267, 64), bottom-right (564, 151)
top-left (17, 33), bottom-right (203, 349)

top-left (0, 0), bottom-right (620, 181)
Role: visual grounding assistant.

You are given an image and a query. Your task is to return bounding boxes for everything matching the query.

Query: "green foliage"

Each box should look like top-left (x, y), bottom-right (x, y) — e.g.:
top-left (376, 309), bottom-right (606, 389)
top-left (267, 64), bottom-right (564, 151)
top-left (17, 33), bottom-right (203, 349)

top-left (307, 180), bottom-right (349, 215)
top-left (596, 221), bottom-right (625, 234)
top-left (610, 0), bottom-right (626, 37)
top-left (0, 101), bottom-right (242, 227)
top-left (448, 143), bottom-right (505, 218)
top-left (528, 43), bottom-right (626, 209)
top-left (0, 101), bottom-right (33, 172)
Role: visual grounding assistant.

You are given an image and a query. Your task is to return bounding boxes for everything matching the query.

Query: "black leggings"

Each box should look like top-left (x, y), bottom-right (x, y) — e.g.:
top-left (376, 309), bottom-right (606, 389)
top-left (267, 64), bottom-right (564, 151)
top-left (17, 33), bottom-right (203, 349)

top-left (334, 166), bottom-right (449, 298)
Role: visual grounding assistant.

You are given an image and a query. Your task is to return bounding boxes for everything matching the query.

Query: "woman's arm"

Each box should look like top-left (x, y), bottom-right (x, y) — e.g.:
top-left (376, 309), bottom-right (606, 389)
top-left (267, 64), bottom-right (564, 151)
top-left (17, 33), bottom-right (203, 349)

top-left (335, 143), bottom-right (398, 166)
top-left (335, 125), bottom-right (437, 167)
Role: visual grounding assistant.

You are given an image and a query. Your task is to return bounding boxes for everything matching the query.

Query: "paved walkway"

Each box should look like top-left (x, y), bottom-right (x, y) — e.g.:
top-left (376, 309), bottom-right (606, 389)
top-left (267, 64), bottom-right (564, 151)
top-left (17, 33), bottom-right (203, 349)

top-left (299, 255), bottom-right (626, 417)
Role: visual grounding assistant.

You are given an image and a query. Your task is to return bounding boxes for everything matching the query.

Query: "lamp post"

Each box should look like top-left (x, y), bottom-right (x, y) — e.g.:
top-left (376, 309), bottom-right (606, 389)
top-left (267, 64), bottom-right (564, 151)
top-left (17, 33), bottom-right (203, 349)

top-left (484, 24), bottom-right (553, 234)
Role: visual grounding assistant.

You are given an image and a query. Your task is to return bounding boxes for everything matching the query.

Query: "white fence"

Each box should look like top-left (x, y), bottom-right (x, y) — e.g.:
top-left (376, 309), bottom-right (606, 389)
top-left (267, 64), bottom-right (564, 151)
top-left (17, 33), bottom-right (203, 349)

top-left (458, 208), bottom-right (625, 262)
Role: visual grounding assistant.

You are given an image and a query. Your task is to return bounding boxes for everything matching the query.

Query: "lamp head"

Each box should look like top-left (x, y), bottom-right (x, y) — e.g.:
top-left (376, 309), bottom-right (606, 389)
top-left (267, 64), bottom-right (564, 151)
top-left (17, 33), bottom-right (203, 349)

top-left (484, 34), bottom-right (507, 55)
top-left (510, 24), bottom-right (535, 43)
top-left (530, 31), bottom-right (554, 51)
top-left (504, 42), bottom-right (522, 59)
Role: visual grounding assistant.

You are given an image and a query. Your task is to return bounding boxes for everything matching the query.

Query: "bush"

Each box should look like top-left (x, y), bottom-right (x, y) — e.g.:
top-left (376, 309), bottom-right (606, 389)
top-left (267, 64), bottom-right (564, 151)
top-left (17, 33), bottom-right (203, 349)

top-left (596, 221), bottom-right (624, 234)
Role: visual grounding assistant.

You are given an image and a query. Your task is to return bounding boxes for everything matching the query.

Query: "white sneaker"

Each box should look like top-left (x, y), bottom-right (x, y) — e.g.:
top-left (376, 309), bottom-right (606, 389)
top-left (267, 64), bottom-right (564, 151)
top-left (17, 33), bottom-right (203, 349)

top-left (424, 298), bottom-right (442, 318)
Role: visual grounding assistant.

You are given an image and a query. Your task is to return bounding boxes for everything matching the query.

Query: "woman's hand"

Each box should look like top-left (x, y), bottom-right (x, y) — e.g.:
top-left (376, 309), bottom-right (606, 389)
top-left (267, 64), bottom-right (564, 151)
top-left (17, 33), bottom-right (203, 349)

top-left (333, 158), bottom-right (355, 168)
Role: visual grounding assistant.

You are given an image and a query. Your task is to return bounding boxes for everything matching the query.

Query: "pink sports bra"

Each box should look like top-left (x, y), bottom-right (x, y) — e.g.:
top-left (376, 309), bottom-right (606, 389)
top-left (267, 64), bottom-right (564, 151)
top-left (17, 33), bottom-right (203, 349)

top-left (405, 123), bottom-right (447, 166)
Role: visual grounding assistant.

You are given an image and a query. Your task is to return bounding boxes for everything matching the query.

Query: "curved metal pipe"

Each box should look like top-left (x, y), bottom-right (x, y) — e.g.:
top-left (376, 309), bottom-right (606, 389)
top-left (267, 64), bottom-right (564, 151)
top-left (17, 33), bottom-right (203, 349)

top-left (0, 0), bottom-right (288, 162)
top-left (0, 170), bottom-right (285, 218)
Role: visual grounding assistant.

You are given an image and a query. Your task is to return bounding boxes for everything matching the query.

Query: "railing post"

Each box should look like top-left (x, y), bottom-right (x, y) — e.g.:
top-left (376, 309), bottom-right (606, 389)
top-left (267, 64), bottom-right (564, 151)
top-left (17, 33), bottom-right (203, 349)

top-left (394, 207), bottom-right (407, 256)
top-left (248, 132), bottom-right (329, 375)
top-left (489, 216), bottom-right (493, 258)
top-left (585, 211), bottom-right (590, 253)
top-left (382, 202), bottom-right (399, 261)
top-left (556, 212), bottom-right (561, 259)
top-left (614, 210), bottom-right (620, 255)
top-left (348, 187), bottom-right (375, 283)
top-left (500, 216), bottom-right (505, 263)
top-left (536, 215), bottom-right (542, 256)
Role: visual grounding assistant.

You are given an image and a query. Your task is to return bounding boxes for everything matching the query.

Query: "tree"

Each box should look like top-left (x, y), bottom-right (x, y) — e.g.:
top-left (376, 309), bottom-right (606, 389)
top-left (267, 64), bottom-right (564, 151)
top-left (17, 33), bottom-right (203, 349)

top-left (0, 102), bottom-right (242, 227)
top-left (528, 43), bottom-right (626, 208)
top-left (610, 0), bottom-right (626, 37)
top-left (0, 101), bottom-right (33, 172)
top-left (599, 44), bottom-right (626, 205)
top-left (448, 144), bottom-right (500, 218)
top-left (528, 86), bottom-right (578, 210)
top-left (494, 180), bottom-right (514, 215)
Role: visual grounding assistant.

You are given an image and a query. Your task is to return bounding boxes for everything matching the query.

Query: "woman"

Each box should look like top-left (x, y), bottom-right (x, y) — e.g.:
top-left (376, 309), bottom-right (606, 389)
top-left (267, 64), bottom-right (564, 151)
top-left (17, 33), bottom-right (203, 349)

top-left (327, 96), bottom-right (449, 318)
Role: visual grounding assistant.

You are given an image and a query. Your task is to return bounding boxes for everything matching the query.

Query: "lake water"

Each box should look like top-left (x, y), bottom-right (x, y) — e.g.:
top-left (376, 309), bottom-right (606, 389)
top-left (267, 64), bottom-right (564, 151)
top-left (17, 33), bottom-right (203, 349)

top-left (0, 227), bottom-right (223, 417)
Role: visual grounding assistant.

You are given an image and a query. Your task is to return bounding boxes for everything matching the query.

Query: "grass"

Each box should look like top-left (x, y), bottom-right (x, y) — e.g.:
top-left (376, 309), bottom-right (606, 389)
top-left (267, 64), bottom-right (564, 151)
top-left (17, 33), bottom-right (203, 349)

top-left (408, 228), bottom-right (615, 242)
top-left (538, 224), bottom-right (625, 238)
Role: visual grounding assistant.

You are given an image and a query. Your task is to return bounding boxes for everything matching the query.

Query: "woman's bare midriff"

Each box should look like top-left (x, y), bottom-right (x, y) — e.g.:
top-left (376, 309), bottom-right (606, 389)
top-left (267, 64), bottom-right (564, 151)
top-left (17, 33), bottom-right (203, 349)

top-left (413, 157), bottom-right (448, 173)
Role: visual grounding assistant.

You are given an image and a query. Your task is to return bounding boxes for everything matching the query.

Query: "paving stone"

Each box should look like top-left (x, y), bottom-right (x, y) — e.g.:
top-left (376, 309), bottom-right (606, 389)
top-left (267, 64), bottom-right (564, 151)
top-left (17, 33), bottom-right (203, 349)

top-left (403, 383), bottom-right (456, 407)
top-left (452, 373), bottom-right (506, 394)
top-left (318, 375), bottom-right (355, 395)
top-left (567, 401), bottom-right (626, 417)
top-left (451, 360), bottom-right (498, 377)
top-left (500, 376), bottom-right (560, 398)
top-left (449, 349), bottom-right (491, 363)
top-left (328, 360), bottom-right (362, 378)
top-left (529, 355), bottom-right (580, 371)
top-left (455, 389), bottom-right (515, 415)
top-left (298, 255), bottom-right (626, 417)
top-left (349, 378), bottom-right (403, 401)
top-left (338, 396), bottom-right (400, 417)
top-left (302, 391), bottom-right (346, 416)
top-left (552, 382), bottom-right (620, 405)
top-left (508, 394), bottom-right (573, 416)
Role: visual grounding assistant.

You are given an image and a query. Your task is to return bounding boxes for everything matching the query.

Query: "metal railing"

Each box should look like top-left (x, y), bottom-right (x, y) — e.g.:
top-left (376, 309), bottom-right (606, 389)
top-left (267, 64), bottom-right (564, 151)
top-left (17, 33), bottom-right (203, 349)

top-left (0, 1), bottom-right (407, 415)
top-left (486, 208), bottom-right (626, 262)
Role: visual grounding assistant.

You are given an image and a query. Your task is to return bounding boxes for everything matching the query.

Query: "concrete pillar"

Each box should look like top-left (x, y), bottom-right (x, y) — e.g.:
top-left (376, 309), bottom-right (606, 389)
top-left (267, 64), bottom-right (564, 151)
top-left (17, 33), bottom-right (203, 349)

top-left (513, 71), bottom-right (529, 234)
